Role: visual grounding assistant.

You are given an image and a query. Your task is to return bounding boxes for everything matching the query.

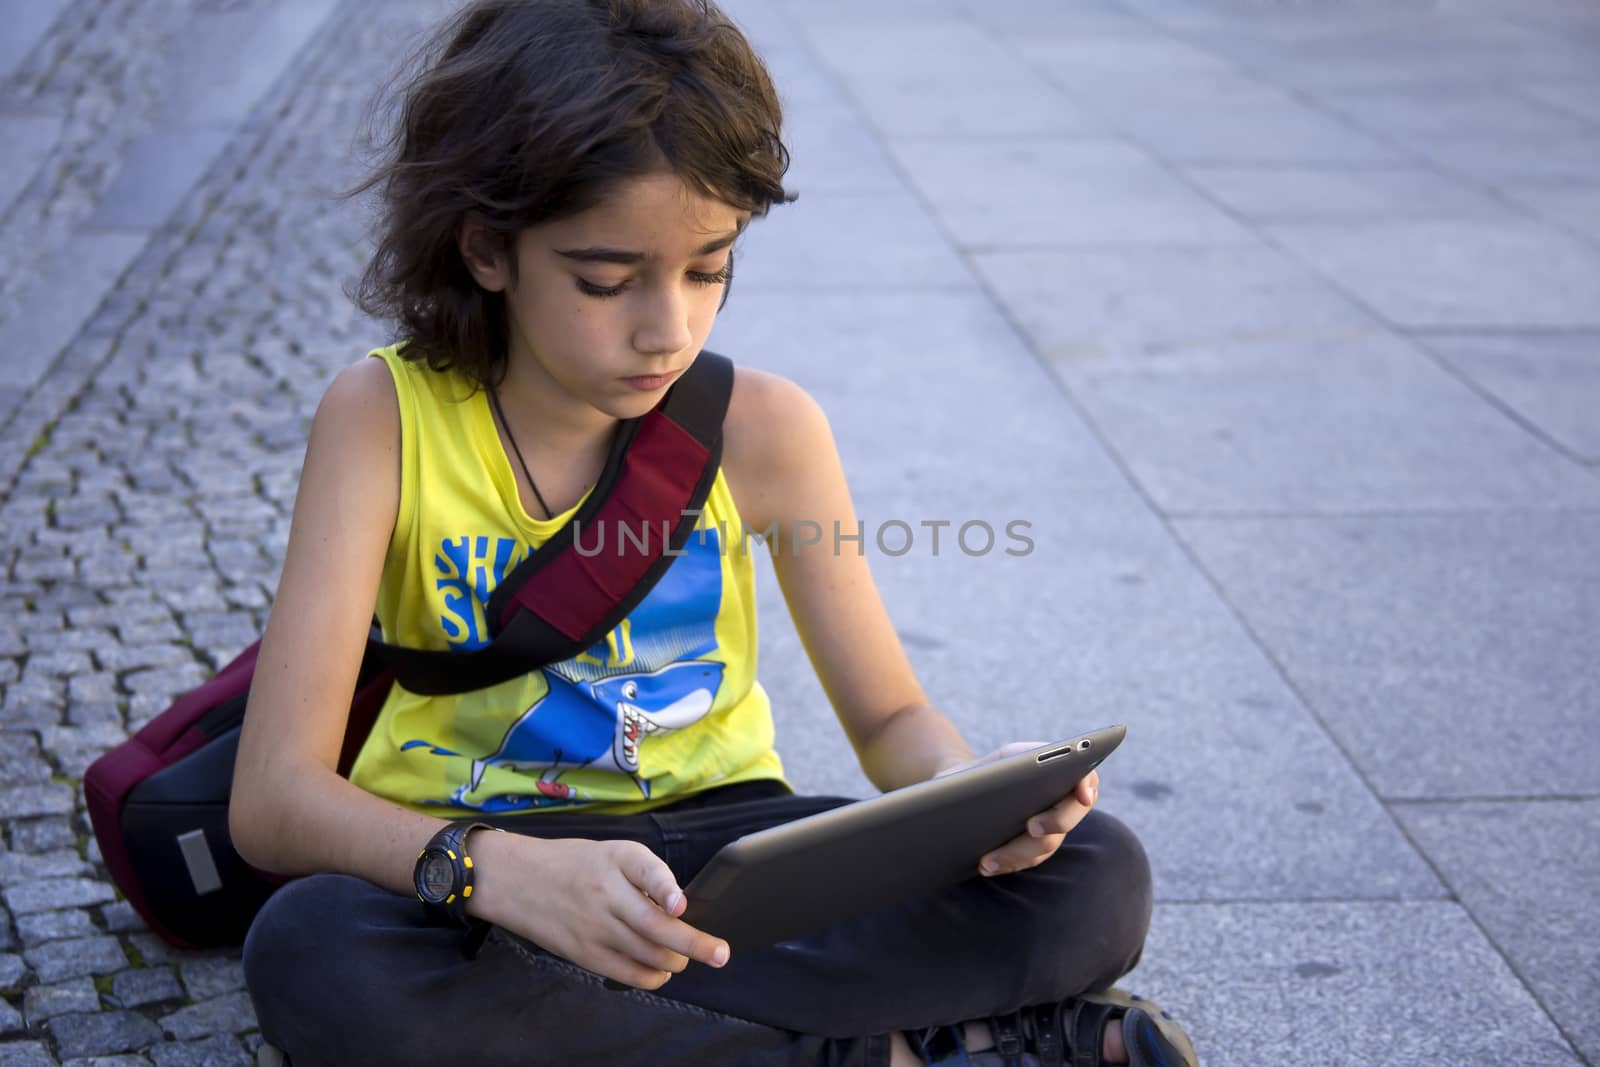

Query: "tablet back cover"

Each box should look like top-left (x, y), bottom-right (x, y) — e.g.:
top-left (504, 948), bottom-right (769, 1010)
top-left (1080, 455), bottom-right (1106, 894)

top-left (681, 724), bottom-right (1124, 951)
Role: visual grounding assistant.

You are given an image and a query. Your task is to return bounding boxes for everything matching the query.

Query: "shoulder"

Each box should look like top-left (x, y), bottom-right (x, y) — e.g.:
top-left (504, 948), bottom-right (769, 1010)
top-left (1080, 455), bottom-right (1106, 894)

top-left (319, 353), bottom-right (398, 421)
top-left (721, 363), bottom-right (835, 535)
top-left (302, 356), bottom-right (401, 501)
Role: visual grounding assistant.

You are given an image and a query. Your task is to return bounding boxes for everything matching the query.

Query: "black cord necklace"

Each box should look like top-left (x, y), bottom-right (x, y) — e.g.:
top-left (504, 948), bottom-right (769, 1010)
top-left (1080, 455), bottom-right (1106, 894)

top-left (487, 383), bottom-right (553, 520)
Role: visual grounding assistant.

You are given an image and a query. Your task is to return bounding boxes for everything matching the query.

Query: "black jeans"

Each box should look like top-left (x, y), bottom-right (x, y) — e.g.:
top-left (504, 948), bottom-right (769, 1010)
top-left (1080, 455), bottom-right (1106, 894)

top-left (242, 780), bottom-right (1152, 1067)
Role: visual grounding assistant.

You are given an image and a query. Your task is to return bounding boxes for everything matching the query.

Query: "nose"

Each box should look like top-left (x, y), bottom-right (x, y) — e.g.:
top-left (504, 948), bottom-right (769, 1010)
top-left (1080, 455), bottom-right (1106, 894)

top-left (631, 281), bottom-right (694, 357)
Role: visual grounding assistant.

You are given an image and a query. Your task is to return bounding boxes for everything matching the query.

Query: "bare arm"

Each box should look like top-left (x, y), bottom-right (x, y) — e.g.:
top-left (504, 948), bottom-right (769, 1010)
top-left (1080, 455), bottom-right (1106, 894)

top-left (722, 369), bottom-right (974, 792)
top-left (229, 358), bottom-right (438, 894)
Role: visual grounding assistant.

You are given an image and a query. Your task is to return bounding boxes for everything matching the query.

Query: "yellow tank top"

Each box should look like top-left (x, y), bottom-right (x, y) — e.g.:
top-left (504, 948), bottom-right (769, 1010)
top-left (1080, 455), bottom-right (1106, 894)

top-left (347, 346), bottom-right (788, 816)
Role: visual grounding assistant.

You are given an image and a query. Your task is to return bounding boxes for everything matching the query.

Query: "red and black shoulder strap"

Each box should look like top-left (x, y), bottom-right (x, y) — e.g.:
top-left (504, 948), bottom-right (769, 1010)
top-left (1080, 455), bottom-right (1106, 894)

top-left (368, 350), bottom-right (736, 696)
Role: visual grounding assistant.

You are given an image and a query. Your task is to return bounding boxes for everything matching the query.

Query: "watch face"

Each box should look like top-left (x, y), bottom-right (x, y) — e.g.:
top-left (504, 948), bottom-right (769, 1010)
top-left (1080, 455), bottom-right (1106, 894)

top-left (417, 851), bottom-right (455, 902)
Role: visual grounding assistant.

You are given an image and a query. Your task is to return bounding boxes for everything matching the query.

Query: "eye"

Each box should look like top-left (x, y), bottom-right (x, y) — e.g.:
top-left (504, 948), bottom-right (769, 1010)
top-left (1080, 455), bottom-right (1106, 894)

top-left (688, 255), bottom-right (734, 288)
top-left (576, 277), bottom-right (629, 299)
top-left (623, 682), bottom-right (638, 700)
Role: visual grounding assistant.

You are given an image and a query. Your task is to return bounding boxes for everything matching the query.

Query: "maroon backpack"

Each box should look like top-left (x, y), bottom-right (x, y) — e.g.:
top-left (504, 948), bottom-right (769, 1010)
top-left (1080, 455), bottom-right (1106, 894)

top-left (85, 353), bottom-right (735, 948)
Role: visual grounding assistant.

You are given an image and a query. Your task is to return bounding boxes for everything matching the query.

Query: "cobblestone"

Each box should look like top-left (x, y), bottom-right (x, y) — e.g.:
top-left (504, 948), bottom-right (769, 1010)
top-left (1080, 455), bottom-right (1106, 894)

top-left (110, 970), bottom-right (181, 1011)
top-left (0, 956), bottom-right (24, 991)
top-left (24, 936), bottom-right (129, 984)
top-left (94, 645), bottom-right (190, 676)
top-left (7, 819), bottom-right (79, 855)
top-left (147, 1035), bottom-right (248, 1067)
top-left (122, 937), bottom-right (172, 970)
top-left (96, 904), bottom-right (143, 936)
top-left (0, 1000), bottom-right (24, 1035)
top-left (23, 978), bottom-right (100, 1024)
top-left (0, 1042), bottom-right (54, 1065)
top-left (0, 787), bottom-right (76, 822)
top-left (63, 1057), bottom-right (153, 1067)
top-left (49, 1011), bottom-right (163, 1060)
top-left (16, 909), bottom-right (98, 950)
top-left (3, 879), bottom-right (115, 918)
top-left (171, 961), bottom-right (240, 1006)
top-left (155, 993), bottom-right (254, 1042)
top-left (0, 738), bottom-right (50, 789)
top-left (66, 675), bottom-right (120, 709)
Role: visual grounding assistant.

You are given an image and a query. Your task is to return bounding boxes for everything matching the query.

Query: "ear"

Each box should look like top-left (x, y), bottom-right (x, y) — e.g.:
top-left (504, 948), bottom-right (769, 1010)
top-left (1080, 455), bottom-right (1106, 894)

top-left (457, 216), bottom-right (512, 293)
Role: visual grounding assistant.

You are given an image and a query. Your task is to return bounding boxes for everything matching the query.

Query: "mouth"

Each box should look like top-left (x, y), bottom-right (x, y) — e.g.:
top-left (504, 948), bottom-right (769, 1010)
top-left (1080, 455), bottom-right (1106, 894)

top-left (622, 370), bottom-right (678, 391)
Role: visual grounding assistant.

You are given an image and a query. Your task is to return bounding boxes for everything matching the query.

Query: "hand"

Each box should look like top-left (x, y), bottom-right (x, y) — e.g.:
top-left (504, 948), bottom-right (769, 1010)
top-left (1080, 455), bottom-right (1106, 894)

top-left (934, 741), bottom-right (1101, 878)
top-left (466, 832), bottom-right (730, 990)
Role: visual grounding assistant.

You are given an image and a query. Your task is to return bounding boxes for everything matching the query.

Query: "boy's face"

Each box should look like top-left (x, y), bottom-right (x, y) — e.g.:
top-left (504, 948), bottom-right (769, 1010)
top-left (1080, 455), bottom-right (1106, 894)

top-left (463, 171), bottom-right (748, 420)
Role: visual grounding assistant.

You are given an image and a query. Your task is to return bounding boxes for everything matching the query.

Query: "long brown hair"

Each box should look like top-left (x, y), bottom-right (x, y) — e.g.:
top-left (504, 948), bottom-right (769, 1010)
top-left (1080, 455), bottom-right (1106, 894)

top-left (350, 0), bottom-right (794, 386)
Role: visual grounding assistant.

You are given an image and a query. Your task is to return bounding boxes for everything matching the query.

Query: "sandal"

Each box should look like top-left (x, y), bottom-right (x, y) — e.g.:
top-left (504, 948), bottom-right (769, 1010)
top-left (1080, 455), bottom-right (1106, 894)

top-left (911, 987), bottom-right (1197, 1067)
top-left (1068, 988), bottom-right (1197, 1067)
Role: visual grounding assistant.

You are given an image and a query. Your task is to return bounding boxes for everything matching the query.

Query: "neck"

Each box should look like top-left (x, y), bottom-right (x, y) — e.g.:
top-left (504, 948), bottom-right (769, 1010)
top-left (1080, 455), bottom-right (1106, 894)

top-left (495, 358), bottom-right (618, 459)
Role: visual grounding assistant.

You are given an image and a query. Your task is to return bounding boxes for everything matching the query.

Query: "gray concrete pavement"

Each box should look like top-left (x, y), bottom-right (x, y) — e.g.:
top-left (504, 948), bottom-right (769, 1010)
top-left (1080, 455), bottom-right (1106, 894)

top-left (1, 0), bottom-right (1597, 1063)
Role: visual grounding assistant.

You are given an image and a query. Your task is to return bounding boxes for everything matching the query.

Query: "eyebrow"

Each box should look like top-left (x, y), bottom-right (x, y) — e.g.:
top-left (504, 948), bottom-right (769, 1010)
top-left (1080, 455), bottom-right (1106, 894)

top-left (554, 228), bottom-right (742, 266)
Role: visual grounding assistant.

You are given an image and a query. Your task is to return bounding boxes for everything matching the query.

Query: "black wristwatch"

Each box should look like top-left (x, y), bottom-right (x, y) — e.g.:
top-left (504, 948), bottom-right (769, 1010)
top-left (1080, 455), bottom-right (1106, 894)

top-left (414, 821), bottom-right (503, 958)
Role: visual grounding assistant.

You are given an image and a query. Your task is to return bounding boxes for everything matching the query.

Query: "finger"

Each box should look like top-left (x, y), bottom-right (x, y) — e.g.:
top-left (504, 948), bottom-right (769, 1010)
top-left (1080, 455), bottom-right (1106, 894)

top-left (618, 888), bottom-right (730, 969)
top-left (590, 944), bottom-right (674, 991)
top-left (1027, 794), bottom-right (1092, 838)
top-left (979, 833), bottom-right (1063, 877)
top-left (622, 849), bottom-right (687, 917)
top-left (1075, 769), bottom-right (1100, 807)
top-left (604, 921), bottom-right (693, 977)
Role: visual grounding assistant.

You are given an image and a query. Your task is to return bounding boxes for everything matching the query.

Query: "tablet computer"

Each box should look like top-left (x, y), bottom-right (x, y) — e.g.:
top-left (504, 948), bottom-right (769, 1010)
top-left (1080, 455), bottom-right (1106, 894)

top-left (679, 724), bottom-right (1125, 952)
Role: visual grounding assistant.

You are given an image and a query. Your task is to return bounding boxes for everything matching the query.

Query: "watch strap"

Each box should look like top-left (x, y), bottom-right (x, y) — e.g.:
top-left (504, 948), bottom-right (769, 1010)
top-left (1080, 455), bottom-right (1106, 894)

top-left (416, 820), bottom-right (500, 922)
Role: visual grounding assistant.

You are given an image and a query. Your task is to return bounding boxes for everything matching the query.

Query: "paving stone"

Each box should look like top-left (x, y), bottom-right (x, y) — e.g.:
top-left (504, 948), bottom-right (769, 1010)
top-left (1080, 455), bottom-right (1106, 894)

top-left (1267, 220), bottom-right (1600, 329)
top-left (23, 978), bottom-right (100, 1023)
top-left (0, 785), bottom-right (75, 821)
top-left (50, 1011), bottom-right (163, 1060)
top-left (1404, 132), bottom-right (1600, 185)
top-left (63, 1057), bottom-right (154, 1067)
top-left (0, 738), bottom-right (50, 789)
top-left (1177, 514), bottom-right (1600, 798)
top-left (147, 1035), bottom-right (249, 1067)
top-left (759, 102), bottom-right (910, 194)
top-left (156, 993), bottom-right (256, 1041)
top-left (4, 883), bottom-right (114, 921)
top-left (692, 193), bottom-right (972, 291)
top-left (124, 936), bottom-right (173, 969)
top-left (1398, 799), bottom-right (1600, 1064)
top-left (0, 852), bottom-right (94, 888)
top-left (1178, 164), bottom-right (1506, 223)
top-left (174, 960), bottom-right (241, 1003)
top-left (67, 674), bottom-right (121, 707)
top-left (0, 1042), bottom-right (54, 1066)
top-left (709, 288), bottom-right (1127, 492)
top-left (1113, 91), bottom-right (1398, 165)
top-left (1312, 85), bottom-right (1591, 139)
top-left (0, 997), bottom-right (23, 1034)
top-left (7, 818), bottom-right (77, 854)
top-left (16, 908), bottom-right (98, 948)
top-left (97, 903), bottom-right (144, 936)
top-left (0, 956), bottom-right (22, 991)
top-left (1420, 332), bottom-right (1600, 463)
top-left (94, 646), bottom-right (193, 676)
top-left (111, 969), bottom-right (182, 1011)
top-left (7, 825), bottom-right (78, 857)
top-left (1058, 331), bottom-right (1600, 513)
top-left (24, 936), bottom-right (129, 983)
top-left (0, 682), bottom-right (64, 725)
top-left (888, 139), bottom-right (1254, 247)
top-left (1133, 901), bottom-right (1583, 1066)
top-left (1503, 182), bottom-right (1600, 244)
top-left (120, 668), bottom-right (206, 704)
top-left (969, 243), bottom-right (1372, 365)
